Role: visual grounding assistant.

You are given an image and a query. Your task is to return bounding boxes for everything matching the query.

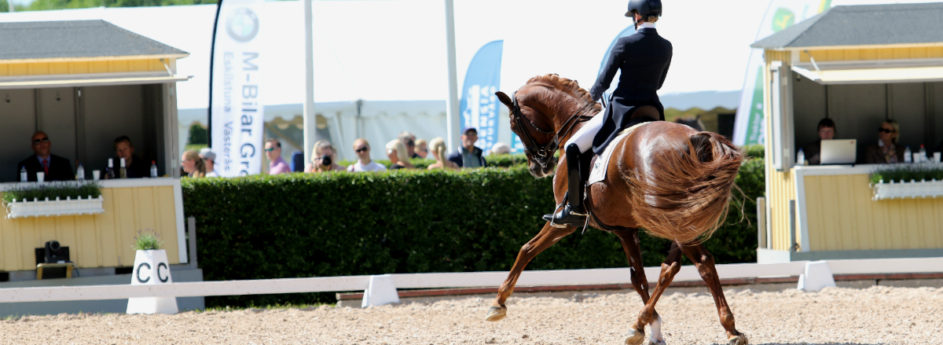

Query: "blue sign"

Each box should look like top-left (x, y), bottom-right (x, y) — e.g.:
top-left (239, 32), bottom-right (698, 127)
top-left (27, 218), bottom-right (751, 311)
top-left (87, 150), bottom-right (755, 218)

top-left (460, 40), bottom-right (503, 154)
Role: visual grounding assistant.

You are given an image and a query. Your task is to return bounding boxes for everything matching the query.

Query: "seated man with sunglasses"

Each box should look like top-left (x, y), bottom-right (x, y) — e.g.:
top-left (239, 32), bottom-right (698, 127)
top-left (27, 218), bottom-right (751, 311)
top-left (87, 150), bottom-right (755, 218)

top-left (347, 138), bottom-right (386, 172)
top-left (17, 131), bottom-right (74, 182)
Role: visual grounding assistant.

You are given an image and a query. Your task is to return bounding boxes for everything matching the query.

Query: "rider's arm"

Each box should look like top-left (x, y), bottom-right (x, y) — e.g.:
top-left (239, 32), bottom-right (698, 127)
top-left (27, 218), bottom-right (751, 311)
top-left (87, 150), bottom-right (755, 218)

top-left (657, 42), bottom-right (673, 89)
top-left (589, 38), bottom-right (628, 101)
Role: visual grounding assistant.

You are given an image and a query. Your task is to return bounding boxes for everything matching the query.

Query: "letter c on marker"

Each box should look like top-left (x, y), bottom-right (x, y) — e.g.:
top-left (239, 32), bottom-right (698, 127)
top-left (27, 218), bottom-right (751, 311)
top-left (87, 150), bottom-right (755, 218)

top-left (157, 262), bottom-right (170, 283)
top-left (136, 262), bottom-right (151, 283)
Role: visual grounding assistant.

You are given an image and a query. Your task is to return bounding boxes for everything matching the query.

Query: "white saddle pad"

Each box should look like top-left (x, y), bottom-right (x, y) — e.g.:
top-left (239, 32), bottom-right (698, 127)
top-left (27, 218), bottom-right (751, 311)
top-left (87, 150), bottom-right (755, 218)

top-left (588, 122), bottom-right (649, 185)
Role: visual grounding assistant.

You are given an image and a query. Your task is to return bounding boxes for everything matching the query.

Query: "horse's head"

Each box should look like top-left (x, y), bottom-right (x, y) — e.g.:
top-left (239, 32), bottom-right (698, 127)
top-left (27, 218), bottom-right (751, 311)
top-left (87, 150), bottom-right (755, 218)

top-left (496, 74), bottom-right (600, 178)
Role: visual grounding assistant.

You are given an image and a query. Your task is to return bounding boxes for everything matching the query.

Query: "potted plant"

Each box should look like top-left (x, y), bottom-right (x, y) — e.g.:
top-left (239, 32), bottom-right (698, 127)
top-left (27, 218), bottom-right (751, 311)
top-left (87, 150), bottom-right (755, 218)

top-left (869, 164), bottom-right (943, 200)
top-left (2, 181), bottom-right (103, 218)
top-left (127, 230), bottom-right (178, 314)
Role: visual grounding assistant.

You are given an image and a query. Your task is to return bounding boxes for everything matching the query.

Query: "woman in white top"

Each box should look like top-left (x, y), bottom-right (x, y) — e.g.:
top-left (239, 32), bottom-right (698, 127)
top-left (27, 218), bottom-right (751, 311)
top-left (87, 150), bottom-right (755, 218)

top-left (347, 138), bottom-right (387, 172)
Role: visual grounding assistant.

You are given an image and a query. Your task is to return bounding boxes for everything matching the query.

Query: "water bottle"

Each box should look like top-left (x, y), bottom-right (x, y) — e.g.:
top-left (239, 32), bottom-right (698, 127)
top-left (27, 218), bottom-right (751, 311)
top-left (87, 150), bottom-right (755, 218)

top-left (119, 158), bottom-right (127, 179)
top-left (904, 146), bottom-right (912, 163)
top-left (919, 145), bottom-right (927, 163)
top-left (106, 158), bottom-right (116, 179)
top-left (150, 160), bottom-right (158, 178)
top-left (19, 166), bottom-right (27, 182)
top-left (796, 148), bottom-right (806, 166)
top-left (76, 164), bottom-right (85, 181)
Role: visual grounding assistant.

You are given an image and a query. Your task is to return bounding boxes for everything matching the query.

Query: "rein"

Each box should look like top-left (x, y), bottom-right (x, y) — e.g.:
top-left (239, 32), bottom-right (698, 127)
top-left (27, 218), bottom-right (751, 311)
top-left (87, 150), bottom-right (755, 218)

top-left (511, 93), bottom-right (595, 168)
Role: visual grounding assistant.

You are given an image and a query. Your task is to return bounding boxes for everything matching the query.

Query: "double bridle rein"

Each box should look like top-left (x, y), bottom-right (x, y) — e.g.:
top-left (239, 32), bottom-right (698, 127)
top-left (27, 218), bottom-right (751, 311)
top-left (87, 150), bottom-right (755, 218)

top-left (511, 93), bottom-right (595, 169)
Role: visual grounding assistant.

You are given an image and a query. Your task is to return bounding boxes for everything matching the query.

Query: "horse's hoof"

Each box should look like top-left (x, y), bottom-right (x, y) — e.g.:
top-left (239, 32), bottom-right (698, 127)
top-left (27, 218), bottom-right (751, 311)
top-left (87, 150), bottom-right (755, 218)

top-left (485, 306), bottom-right (507, 322)
top-left (624, 329), bottom-right (645, 345)
top-left (728, 333), bottom-right (748, 345)
top-left (648, 338), bottom-right (667, 345)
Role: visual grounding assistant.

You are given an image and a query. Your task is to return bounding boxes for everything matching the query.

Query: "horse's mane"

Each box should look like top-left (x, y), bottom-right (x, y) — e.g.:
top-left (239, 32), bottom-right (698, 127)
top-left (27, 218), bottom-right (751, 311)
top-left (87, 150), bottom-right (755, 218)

top-left (524, 74), bottom-right (601, 114)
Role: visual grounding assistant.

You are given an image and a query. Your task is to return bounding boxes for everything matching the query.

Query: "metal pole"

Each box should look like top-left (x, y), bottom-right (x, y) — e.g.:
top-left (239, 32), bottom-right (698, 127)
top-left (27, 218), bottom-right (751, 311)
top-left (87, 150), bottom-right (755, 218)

top-left (443, 0), bottom-right (461, 152)
top-left (187, 216), bottom-right (198, 269)
top-left (302, 0), bottom-right (318, 165)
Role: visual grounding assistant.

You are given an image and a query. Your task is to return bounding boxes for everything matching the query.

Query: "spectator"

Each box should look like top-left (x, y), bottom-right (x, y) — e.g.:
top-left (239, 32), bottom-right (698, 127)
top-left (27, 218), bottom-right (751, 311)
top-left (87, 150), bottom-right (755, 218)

top-left (199, 148), bottom-right (218, 177)
top-left (385, 138), bottom-right (413, 169)
top-left (415, 139), bottom-right (429, 159)
top-left (347, 138), bottom-right (387, 172)
top-left (865, 119), bottom-right (904, 164)
top-left (113, 136), bottom-right (150, 178)
top-left (800, 118), bottom-right (836, 165)
top-left (181, 150), bottom-right (206, 178)
top-left (447, 127), bottom-right (487, 168)
top-left (265, 139), bottom-right (291, 175)
top-left (306, 140), bottom-right (346, 172)
top-left (17, 131), bottom-right (73, 182)
top-left (399, 131), bottom-right (420, 159)
top-left (489, 142), bottom-right (511, 156)
top-left (427, 137), bottom-right (458, 170)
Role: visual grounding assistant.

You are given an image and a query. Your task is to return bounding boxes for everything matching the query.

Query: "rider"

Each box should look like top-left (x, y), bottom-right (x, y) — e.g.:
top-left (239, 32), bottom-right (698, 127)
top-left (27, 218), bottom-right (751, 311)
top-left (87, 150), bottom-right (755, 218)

top-left (544, 0), bottom-right (673, 226)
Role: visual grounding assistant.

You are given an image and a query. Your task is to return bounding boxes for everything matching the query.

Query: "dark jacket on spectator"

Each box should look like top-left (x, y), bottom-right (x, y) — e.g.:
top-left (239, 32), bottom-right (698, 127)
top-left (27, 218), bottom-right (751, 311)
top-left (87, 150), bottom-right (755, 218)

top-left (447, 146), bottom-right (487, 168)
top-left (17, 154), bottom-right (74, 182)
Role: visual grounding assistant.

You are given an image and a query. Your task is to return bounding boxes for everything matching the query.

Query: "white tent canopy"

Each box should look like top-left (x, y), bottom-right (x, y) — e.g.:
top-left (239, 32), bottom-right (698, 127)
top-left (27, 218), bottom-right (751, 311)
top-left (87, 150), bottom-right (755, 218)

top-left (0, 0), bottom-right (771, 161)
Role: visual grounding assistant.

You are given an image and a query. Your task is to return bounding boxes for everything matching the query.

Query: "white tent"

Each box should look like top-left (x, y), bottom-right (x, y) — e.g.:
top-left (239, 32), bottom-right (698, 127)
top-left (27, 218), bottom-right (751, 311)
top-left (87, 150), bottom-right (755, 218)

top-left (0, 0), bottom-right (773, 161)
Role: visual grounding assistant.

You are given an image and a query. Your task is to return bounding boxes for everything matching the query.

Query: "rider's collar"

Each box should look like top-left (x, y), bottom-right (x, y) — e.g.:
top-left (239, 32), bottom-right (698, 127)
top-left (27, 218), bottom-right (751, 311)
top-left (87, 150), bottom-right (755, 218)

top-left (637, 22), bottom-right (656, 30)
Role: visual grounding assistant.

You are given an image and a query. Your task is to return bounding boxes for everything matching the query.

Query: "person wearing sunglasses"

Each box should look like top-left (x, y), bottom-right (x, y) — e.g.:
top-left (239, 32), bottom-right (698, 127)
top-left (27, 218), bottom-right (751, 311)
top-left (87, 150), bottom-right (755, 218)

top-left (17, 131), bottom-right (74, 182)
top-left (346, 138), bottom-right (386, 172)
top-left (306, 140), bottom-right (346, 173)
top-left (865, 119), bottom-right (904, 164)
top-left (265, 139), bottom-right (291, 175)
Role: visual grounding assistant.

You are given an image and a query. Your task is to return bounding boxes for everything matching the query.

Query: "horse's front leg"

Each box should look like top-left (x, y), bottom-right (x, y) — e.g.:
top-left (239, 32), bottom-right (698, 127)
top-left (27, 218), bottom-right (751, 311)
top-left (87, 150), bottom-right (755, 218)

top-left (626, 242), bottom-right (682, 345)
top-left (486, 222), bottom-right (576, 321)
top-left (680, 244), bottom-right (748, 345)
top-left (612, 229), bottom-right (664, 345)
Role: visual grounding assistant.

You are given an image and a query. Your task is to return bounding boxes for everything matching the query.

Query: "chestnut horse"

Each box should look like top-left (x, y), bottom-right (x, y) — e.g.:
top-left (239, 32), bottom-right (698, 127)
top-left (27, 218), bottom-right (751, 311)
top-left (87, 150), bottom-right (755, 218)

top-left (487, 74), bottom-right (746, 345)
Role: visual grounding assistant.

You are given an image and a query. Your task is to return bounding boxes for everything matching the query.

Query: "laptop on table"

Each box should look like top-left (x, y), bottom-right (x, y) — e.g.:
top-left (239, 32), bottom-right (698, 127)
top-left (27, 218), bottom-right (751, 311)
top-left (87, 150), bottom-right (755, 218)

top-left (819, 139), bottom-right (857, 165)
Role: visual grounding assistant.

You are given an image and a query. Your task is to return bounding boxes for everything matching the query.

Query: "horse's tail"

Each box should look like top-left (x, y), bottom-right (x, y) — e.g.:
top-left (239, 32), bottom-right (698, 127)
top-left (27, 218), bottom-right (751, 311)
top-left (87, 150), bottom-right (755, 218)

top-left (626, 131), bottom-right (743, 244)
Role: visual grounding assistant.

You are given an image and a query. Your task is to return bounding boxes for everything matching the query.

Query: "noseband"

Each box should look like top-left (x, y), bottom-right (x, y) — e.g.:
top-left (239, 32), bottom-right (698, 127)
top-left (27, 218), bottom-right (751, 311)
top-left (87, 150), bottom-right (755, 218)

top-left (511, 93), bottom-right (595, 169)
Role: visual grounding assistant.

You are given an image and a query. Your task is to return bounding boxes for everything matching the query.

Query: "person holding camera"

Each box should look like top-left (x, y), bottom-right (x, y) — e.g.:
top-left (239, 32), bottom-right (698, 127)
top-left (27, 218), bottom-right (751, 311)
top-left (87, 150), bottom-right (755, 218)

top-left (347, 138), bottom-right (386, 172)
top-left (306, 140), bottom-right (345, 172)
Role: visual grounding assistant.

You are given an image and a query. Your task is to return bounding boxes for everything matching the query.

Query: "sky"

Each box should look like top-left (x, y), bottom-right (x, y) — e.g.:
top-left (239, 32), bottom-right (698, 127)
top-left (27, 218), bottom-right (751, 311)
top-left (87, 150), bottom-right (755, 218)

top-left (2, 0), bottom-right (939, 108)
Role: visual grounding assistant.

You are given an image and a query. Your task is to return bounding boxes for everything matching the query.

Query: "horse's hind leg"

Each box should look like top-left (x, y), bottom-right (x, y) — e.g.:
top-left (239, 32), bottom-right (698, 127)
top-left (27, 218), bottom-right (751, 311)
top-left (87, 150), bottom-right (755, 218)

top-left (680, 245), bottom-right (748, 345)
top-left (627, 243), bottom-right (682, 345)
top-left (612, 229), bottom-right (664, 345)
top-left (486, 222), bottom-right (576, 321)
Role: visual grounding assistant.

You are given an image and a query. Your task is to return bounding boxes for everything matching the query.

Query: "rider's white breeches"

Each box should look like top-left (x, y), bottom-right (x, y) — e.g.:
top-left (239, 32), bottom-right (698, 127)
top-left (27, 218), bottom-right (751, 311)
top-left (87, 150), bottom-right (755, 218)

top-left (564, 107), bottom-right (605, 153)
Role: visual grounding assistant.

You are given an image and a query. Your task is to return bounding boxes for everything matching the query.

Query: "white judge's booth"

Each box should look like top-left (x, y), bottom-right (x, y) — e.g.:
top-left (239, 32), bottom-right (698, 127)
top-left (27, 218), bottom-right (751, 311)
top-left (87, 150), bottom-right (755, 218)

top-left (0, 20), bottom-right (204, 315)
top-left (753, 3), bottom-right (943, 263)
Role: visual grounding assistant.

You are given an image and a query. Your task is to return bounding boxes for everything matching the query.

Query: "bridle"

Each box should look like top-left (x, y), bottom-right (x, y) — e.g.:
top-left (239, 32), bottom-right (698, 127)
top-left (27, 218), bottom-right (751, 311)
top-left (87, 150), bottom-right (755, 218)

top-left (511, 93), bottom-right (595, 169)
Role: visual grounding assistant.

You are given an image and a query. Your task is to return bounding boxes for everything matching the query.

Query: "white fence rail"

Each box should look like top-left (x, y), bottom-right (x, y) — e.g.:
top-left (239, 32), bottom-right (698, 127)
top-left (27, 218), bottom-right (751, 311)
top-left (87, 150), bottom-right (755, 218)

top-left (1, 257), bottom-right (941, 304)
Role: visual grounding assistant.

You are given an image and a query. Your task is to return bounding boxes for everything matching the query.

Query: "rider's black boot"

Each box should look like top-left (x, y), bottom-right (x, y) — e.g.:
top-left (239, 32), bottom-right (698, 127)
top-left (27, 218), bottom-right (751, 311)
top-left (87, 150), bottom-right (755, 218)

top-left (542, 143), bottom-right (587, 227)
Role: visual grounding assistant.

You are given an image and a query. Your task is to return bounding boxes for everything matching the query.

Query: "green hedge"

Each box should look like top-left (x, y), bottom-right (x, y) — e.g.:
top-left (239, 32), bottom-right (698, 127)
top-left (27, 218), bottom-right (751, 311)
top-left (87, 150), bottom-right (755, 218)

top-left (182, 145), bottom-right (764, 307)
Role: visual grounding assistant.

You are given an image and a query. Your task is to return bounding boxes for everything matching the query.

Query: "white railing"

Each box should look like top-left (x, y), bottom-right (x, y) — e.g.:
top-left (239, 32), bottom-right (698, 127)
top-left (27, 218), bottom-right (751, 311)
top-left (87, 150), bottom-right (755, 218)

top-left (1, 257), bottom-right (941, 304)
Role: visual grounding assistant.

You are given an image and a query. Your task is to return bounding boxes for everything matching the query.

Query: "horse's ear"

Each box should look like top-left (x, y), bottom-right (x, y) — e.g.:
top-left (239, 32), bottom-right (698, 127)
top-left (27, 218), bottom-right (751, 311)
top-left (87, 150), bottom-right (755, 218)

top-left (495, 91), bottom-right (513, 108)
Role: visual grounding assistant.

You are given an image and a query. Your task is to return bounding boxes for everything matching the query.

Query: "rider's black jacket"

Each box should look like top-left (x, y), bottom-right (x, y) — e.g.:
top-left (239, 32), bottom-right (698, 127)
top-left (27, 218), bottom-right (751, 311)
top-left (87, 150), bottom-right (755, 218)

top-left (588, 27), bottom-right (672, 155)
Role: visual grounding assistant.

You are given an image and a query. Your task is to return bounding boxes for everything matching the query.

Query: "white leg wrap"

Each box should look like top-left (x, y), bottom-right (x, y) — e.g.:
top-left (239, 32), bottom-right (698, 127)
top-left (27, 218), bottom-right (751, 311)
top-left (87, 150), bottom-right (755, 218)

top-left (649, 315), bottom-right (666, 345)
top-left (564, 107), bottom-right (605, 152)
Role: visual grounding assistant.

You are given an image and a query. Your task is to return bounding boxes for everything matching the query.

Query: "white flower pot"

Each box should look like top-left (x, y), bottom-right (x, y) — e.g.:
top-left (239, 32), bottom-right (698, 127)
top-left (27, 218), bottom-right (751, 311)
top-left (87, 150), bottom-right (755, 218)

top-left (872, 179), bottom-right (943, 200)
top-left (5, 195), bottom-right (104, 219)
top-left (126, 249), bottom-right (178, 314)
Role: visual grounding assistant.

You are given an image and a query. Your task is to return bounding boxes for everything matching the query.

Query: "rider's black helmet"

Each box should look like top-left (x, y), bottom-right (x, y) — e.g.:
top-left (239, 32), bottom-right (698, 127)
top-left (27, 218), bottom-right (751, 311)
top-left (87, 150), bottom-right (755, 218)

top-left (625, 0), bottom-right (662, 18)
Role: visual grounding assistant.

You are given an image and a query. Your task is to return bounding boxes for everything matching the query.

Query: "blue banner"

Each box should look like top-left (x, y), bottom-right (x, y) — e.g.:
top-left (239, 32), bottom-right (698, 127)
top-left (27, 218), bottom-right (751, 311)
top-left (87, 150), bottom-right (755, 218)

top-left (460, 40), bottom-right (503, 154)
top-left (595, 25), bottom-right (636, 98)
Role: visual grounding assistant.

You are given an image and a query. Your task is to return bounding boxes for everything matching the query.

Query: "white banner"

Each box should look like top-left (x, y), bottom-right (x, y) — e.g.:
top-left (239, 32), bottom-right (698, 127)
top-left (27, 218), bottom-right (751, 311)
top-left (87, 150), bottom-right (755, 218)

top-left (210, 0), bottom-right (264, 176)
top-left (733, 0), bottom-right (831, 146)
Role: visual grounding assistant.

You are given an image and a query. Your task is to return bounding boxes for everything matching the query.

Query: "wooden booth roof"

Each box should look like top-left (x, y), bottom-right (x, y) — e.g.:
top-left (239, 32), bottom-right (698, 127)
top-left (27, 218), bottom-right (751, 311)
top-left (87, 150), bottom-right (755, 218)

top-left (752, 3), bottom-right (943, 50)
top-left (0, 20), bottom-right (187, 62)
